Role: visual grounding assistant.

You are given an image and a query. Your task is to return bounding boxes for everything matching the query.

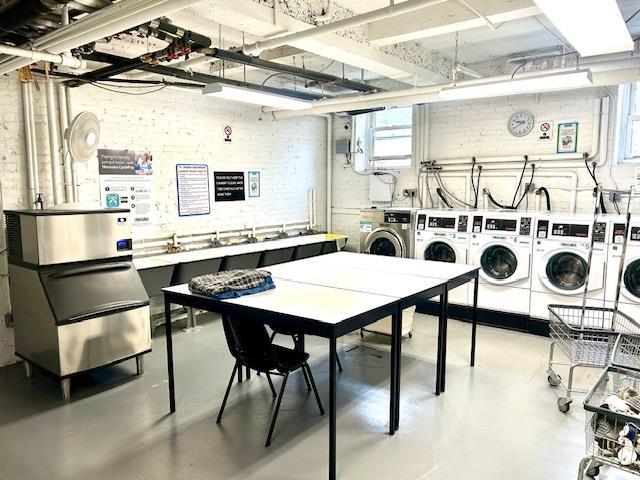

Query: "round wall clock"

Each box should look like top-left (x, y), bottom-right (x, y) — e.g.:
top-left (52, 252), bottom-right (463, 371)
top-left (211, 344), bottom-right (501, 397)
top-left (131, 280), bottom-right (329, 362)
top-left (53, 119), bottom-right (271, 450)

top-left (507, 111), bottom-right (534, 137)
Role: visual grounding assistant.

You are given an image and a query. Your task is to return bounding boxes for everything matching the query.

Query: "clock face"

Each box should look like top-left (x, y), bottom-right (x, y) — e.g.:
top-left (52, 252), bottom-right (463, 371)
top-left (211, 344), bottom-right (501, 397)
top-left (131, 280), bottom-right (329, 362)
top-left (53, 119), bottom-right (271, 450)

top-left (508, 111), bottom-right (534, 137)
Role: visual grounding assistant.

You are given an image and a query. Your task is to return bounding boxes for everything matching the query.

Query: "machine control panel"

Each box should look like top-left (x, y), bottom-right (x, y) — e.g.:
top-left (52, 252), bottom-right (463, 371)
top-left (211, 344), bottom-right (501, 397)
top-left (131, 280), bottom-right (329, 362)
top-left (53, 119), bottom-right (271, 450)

top-left (485, 218), bottom-right (517, 232)
top-left (458, 215), bottom-right (468, 233)
top-left (428, 216), bottom-right (455, 229)
top-left (551, 223), bottom-right (589, 238)
top-left (632, 226), bottom-right (640, 241)
top-left (519, 217), bottom-right (532, 236)
top-left (536, 219), bottom-right (549, 239)
top-left (593, 222), bottom-right (607, 243)
top-left (472, 215), bottom-right (483, 233)
top-left (613, 223), bottom-right (626, 243)
top-left (416, 213), bottom-right (427, 231)
top-left (384, 212), bottom-right (411, 224)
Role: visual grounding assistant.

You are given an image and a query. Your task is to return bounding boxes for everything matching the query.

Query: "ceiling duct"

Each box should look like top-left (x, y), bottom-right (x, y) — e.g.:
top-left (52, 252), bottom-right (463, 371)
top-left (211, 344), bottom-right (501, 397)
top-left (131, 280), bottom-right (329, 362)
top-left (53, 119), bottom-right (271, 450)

top-left (0, 0), bottom-right (73, 39)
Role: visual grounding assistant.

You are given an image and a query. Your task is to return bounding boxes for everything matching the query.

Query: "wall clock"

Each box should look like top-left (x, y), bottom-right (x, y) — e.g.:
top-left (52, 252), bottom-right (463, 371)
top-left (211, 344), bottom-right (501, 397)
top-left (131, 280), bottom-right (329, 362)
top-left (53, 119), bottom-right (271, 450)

top-left (508, 111), bottom-right (534, 137)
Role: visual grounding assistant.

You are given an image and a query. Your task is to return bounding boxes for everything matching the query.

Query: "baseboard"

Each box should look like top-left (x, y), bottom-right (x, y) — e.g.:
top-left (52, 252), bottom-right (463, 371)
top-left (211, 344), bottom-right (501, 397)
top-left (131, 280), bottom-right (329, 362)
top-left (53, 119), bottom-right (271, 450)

top-left (415, 301), bottom-right (549, 337)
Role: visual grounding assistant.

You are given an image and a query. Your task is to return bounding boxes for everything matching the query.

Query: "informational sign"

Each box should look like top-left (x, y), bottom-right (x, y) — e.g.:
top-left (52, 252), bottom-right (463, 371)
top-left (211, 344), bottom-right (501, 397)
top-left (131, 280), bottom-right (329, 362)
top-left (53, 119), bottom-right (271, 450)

top-left (98, 149), bottom-right (154, 226)
top-left (224, 125), bottom-right (232, 142)
top-left (248, 171), bottom-right (260, 198)
top-left (214, 171), bottom-right (245, 202)
top-left (176, 164), bottom-right (210, 216)
top-left (557, 122), bottom-right (578, 153)
top-left (538, 120), bottom-right (553, 142)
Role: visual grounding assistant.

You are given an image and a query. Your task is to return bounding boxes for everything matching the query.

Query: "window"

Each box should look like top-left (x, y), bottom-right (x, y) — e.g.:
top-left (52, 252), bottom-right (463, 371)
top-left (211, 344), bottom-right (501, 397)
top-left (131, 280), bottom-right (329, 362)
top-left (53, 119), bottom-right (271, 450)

top-left (352, 106), bottom-right (413, 171)
top-left (617, 83), bottom-right (640, 164)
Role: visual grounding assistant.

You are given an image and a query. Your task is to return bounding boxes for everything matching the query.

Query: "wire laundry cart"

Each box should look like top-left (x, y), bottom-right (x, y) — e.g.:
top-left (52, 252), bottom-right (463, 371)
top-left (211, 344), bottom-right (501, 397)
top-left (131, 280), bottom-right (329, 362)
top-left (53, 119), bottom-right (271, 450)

top-left (548, 186), bottom-right (640, 413)
top-left (577, 334), bottom-right (640, 479)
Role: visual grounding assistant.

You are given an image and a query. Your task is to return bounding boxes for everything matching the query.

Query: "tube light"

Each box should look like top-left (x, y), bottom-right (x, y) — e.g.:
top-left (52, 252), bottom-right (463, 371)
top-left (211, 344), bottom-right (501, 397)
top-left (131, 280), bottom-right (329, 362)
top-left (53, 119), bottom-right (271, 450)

top-left (202, 83), bottom-right (310, 110)
top-left (533, 0), bottom-right (633, 57)
top-left (439, 69), bottom-right (593, 101)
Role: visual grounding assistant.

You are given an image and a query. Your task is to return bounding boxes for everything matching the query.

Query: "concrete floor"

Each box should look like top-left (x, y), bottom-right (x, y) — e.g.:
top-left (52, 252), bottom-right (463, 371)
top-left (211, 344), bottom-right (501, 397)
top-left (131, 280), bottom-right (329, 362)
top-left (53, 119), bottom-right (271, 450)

top-left (0, 312), bottom-right (633, 479)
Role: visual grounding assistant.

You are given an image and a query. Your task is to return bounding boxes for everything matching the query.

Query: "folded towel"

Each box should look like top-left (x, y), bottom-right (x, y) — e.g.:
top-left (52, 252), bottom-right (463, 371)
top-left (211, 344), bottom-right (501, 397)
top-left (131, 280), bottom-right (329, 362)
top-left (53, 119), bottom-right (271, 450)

top-left (188, 269), bottom-right (275, 299)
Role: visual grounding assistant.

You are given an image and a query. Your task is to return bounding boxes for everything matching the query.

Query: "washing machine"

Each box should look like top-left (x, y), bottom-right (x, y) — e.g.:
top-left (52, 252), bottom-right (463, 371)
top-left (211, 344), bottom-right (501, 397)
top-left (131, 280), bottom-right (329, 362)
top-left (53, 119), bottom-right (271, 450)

top-left (415, 208), bottom-right (472, 305)
top-left (468, 210), bottom-right (535, 315)
top-left (529, 213), bottom-right (608, 319)
top-left (359, 208), bottom-right (416, 258)
top-left (604, 215), bottom-right (640, 320)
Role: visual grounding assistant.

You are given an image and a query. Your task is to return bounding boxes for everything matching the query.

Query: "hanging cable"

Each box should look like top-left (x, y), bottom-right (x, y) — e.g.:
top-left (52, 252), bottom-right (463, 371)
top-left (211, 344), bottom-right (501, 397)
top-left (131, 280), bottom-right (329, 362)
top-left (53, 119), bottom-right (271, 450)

top-left (483, 188), bottom-right (515, 209)
top-left (436, 188), bottom-right (453, 208)
top-left (514, 164), bottom-right (535, 209)
top-left (511, 155), bottom-right (528, 207)
top-left (474, 165), bottom-right (482, 208)
top-left (535, 187), bottom-right (551, 211)
top-left (433, 170), bottom-right (475, 208)
top-left (584, 152), bottom-right (607, 214)
top-left (470, 156), bottom-right (477, 202)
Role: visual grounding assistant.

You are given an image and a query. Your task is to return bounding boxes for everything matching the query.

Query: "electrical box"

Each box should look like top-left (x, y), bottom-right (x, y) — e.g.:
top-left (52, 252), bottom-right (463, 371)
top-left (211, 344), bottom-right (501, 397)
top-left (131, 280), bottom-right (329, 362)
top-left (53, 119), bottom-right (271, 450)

top-left (335, 139), bottom-right (350, 155)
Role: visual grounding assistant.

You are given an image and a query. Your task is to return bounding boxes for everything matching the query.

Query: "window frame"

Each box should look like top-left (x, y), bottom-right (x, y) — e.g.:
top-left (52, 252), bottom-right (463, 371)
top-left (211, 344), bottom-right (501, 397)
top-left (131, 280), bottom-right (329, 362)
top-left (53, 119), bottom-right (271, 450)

top-left (617, 83), bottom-right (640, 164)
top-left (365, 107), bottom-right (414, 171)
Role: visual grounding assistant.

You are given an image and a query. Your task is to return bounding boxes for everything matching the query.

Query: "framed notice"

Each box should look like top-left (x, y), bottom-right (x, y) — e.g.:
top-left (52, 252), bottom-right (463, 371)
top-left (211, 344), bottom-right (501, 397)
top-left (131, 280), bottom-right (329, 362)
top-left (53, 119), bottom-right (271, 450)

top-left (176, 164), bottom-right (210, 217)
top-left (557, 122), bottom-right (578, 153)
top-left (214, 171), bottom-right (245, 202)
top-left (248, 171), bottom-right (260, 198)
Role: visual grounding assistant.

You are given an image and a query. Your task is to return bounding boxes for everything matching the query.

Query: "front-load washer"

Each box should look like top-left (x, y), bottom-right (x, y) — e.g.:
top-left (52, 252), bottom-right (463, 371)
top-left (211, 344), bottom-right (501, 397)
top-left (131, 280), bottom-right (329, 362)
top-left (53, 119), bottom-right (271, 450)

top-left (530, 213), bottom-right (608, 319)
top-left (359, 208), bottom-right (416, 258)
top-left (604, 215), bottom-right (640, 319)
top-left (468, 210), bottom-right (535, 316)
top-left (415, 208), bottom-right (471, 305)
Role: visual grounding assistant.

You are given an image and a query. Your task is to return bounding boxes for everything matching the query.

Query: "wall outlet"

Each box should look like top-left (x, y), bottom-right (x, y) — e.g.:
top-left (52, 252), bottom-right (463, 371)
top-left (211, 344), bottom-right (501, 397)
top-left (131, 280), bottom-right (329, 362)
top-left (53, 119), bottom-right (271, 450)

top-left (403, 188), bottom-right (418, 197)
top-left (524, 182), bottom-right (535, 193)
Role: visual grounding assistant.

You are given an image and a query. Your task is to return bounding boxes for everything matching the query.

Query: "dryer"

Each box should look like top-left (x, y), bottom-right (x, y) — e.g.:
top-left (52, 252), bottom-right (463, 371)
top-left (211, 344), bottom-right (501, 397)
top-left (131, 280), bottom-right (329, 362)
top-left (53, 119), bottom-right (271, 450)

top-left (415, 208), bottom-right (471, 305)
top-left (604, 215), bottom-right (640, 319)
top-left (530, 213), bottom-right (608, 319)
top-left (468, 210), bottom-right (535, 315)
top-left (359, 208), bottom-right (416, 258)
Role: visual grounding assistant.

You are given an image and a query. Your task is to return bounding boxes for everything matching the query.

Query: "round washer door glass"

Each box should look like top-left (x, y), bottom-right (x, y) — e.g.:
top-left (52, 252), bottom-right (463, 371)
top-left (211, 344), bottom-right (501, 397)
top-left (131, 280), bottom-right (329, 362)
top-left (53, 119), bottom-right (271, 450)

top-left (545, 252), bottom-right (587, 290)
top-left (480, 245), bottom-right (518, 280)
top-left (370, 237), bottom-right (399, 257)
top-left (424, 241), bottom-right (456, 263)
top-left (624, 259), bottom-right (640, 300)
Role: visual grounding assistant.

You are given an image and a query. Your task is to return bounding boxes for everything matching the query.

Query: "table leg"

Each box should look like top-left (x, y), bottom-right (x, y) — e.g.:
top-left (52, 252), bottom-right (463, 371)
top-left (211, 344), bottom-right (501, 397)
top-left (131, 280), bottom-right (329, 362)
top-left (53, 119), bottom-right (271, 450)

top-left (389, 305), bottom-right (399, 435)
top-left (393, 303), bottom-right (402, 432)
top-left (329, 337), bottom-right (337, 480)
top-left (440, 287), bottom-right (449, 393)
top-left (471, 273), bottom-right (479, 367)
top-left (164, 296), bottom-right (176, 413)
top-left (435, 290), bottom-right (445, 396)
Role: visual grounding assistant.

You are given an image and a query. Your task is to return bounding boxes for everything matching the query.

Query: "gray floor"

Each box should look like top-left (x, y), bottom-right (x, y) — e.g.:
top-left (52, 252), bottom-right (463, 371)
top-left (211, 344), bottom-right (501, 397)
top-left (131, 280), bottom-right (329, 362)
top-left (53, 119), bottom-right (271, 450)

top-left (0, 312), bottom-right (630, 479)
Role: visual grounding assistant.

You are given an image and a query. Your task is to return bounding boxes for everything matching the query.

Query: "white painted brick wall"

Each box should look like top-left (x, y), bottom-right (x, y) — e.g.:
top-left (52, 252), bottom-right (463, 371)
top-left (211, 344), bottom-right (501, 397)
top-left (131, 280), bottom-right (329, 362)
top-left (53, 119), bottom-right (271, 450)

top-left (332, 88), bottom-right (635, 251)
top-left (0, 75), bottom-right (327, 366)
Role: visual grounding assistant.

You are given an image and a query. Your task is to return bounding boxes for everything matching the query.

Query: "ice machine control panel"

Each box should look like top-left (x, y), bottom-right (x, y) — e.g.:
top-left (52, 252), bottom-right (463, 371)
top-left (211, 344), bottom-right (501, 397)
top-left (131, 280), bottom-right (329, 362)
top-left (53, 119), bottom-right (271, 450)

top-left (485, 218), bottom-right (517, 232)
top-left (416, 213), bottom-right (426, 230)
top-left (428, 216), bottom-right (455, 229)
top-left (116, 239), bottom-right (133, 251)
top-left (519, 217), bottom-right (532, 236)
top-left (384, 212), bottom-right (411, 224)
top-left (458, 215), bottom-right (468, 233)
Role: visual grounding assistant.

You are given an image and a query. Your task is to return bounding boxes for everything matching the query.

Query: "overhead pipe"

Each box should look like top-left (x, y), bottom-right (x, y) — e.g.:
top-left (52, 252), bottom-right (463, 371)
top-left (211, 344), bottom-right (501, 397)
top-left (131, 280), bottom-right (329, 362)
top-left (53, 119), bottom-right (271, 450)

top-left (21, 82), bottom-right (40, 207)
top-left (65, 86), bottom-right (79, 202)
top-left (242, 0), bottom-right (449, 56)
top-left (0, 44), bottom-right (86, 69)
top-left (0, 0), bottom-right (73, 39)
top-left (45, 80), bottom-right (64, 205)
top-left (0, 0), bottom-right (209, 75)
top-left (58, 82), bottom-right (73, 202)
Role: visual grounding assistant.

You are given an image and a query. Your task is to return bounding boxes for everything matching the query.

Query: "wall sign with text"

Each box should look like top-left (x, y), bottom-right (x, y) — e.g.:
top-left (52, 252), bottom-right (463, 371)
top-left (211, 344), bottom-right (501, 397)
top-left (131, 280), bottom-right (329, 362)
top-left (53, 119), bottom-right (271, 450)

top-left (248, 171), bottom-right (260, 198)
top-left (214, 171), bottom-right (245, 201)
top-left (176, 164), bottom-right (210, 216)
top-left (557, 122), bottom-right (579, 153)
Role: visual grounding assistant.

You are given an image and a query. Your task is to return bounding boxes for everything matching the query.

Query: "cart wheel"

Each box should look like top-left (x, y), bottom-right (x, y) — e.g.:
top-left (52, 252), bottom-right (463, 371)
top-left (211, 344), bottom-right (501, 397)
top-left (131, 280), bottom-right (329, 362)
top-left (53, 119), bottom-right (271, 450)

top-left (558, 397), bottom-right (572, 413)
top-left (586, 466), bottom-right (600, 477)
top-left (547, 371), bottom-right (561, 387)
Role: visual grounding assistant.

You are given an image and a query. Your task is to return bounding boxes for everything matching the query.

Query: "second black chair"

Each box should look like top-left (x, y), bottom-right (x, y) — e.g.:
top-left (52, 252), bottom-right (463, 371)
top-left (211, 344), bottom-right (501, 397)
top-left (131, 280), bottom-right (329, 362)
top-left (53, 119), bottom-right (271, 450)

top-left (217, 314), bottom-right (324, 447)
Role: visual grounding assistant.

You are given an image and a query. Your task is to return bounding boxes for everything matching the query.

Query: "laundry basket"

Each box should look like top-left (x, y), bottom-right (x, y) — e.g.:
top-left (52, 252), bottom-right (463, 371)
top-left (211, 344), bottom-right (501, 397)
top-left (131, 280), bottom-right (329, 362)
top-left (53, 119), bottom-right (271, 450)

top-left (577, 334), bottom-right (640, 479)
top-left (547, 304), bottom-right (640, 412)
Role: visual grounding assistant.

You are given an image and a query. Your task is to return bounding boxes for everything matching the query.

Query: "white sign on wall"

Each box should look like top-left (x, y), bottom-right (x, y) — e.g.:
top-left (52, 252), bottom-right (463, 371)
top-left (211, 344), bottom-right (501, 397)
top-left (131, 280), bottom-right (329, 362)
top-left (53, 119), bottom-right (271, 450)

top-left (538, 120), bottom-right (553, 142)
top-left (176, 164), bottom-right (211, 216)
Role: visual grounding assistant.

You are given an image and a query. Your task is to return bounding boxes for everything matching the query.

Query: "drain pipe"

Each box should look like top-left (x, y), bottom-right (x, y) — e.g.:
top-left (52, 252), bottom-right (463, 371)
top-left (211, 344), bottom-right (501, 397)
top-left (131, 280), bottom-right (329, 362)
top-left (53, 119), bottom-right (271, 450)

top-left (45, 80), bottom-right (64, 205)
top-left (21, 81), bottom-right (39, 206)
top-left (65, 87), bottom-right (79, 202)
top-left (242, 0), bottom-right (449, 56)
top-left (0, 44), bottom-right (86, 69)
top-left (323, 114), bottom-right (332, 232)
top-left (58, 83), bottom-right (73, 202)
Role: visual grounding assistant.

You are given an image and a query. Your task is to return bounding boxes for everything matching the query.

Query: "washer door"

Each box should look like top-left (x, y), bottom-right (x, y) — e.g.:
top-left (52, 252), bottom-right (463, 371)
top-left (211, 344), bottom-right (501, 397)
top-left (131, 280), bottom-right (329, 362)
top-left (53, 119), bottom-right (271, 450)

top-left (480, 244), bottom-right (519, 283)
top-left (424, 240), bottom-right (457, 263)
top-left (544, 251), bottom-right (587, 292)
top-left (623, 259), bottom-right (640, 302)
top-left (364, 228), bottom-right (405, 258)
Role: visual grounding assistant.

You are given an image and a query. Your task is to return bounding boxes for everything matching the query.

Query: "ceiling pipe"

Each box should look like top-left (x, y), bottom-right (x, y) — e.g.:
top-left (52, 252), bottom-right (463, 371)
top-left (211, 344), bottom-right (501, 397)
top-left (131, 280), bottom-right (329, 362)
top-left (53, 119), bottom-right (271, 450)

top-left (0, 0), bottom-right (208, 75)
top-left (0, 0), bottom-right (73, 39)
top-left (242, 0), bottom-right (449, 56)
top-left (0, 43), bottom-right (86, 69)
top-left (456, 0), bottom-right (497, 31)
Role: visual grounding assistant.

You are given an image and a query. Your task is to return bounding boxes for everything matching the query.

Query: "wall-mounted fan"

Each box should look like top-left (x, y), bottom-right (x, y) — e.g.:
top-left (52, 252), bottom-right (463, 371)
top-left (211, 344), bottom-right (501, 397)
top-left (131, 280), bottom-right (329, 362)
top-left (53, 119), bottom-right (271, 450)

top-left (65, 111), bottom-right (100, 163)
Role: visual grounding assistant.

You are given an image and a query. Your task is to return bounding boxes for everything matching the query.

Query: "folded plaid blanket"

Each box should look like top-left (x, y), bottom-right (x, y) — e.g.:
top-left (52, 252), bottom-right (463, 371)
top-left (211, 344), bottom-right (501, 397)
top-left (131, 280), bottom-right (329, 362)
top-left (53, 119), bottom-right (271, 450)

top-left (188, 269), bottom-right (275, 299)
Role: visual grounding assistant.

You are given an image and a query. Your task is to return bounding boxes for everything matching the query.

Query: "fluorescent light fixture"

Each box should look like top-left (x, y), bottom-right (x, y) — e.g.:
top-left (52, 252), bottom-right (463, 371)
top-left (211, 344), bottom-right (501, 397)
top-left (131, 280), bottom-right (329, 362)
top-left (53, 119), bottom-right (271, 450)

top-left (533, 0), bottom-right (633, 57)
top-left (202, 83), bottom-right (310, 110)
top-left (439, 69), bottom-right (593, 101)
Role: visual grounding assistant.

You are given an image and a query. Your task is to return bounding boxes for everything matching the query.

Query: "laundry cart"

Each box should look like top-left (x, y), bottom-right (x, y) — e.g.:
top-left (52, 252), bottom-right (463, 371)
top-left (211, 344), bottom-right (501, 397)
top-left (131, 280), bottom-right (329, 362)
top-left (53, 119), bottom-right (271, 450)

top-left (578, 334), bottom-right (640, 479)
top-left (547, 186), bottom-right (640, 412)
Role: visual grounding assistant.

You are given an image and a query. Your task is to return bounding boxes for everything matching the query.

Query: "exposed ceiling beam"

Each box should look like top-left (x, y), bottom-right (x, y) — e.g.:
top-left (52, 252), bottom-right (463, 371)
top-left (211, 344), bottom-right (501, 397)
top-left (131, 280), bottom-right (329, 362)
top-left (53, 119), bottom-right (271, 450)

top-left (367, 0), bottom-right (541, 45)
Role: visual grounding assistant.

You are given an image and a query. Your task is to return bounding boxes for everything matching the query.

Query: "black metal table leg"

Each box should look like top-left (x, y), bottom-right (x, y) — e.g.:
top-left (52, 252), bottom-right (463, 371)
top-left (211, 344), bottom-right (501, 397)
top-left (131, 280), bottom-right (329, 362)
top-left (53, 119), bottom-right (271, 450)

top-left (471, 273), bottom-right (479, 367)
top-left (393, 303), bottom-right (402, 431)
top-left (435, 289), bottom-right (445, 396)
top-left (389, 304), bottom-right (399, 435)
top-left (329, 337), bottom-right (337, 480)
top-left (165, 296), bottom-right (176, 413)
top-left (440, 287), bottom-right (449, 393)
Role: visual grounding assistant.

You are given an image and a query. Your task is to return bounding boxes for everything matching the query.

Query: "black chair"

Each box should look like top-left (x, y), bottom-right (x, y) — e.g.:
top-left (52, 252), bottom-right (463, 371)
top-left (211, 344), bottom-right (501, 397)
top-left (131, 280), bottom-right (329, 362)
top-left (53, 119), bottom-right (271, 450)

top-left (258, 247), bottom-right (295, 267)
top-left (217, 315), bottom-right (324, 447)
top-left (270, 330), bottom-right (343, 372)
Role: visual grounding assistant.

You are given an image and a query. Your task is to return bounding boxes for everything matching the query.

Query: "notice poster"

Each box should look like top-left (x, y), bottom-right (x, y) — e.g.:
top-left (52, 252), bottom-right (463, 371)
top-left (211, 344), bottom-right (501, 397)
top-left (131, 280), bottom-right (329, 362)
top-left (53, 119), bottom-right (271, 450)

top-left (248, 171), bottom-right (260, 198)
top-left (557, 122), bottom-right (578, 153)
top-left (176, 164), bottom-right (210, 216)
top-left (214, 171), bottom-right (245, 202)
top-left (98, 149), bottom-right (154, 226)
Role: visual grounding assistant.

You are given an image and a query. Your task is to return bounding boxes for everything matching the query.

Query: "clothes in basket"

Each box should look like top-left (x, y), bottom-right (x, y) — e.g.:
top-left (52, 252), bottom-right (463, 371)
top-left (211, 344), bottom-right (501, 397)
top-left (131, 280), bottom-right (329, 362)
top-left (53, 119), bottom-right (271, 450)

top-left (189, 269), bottom-right (275, 299)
